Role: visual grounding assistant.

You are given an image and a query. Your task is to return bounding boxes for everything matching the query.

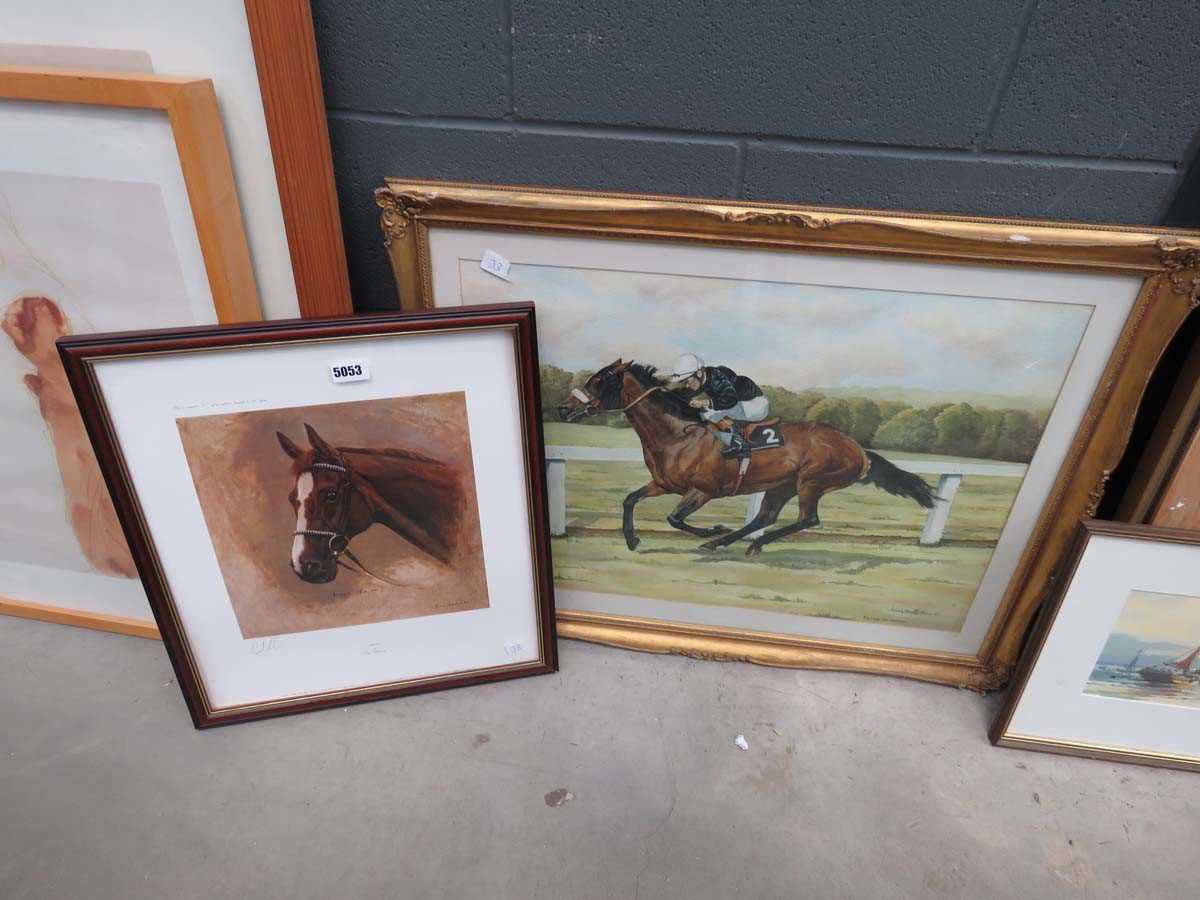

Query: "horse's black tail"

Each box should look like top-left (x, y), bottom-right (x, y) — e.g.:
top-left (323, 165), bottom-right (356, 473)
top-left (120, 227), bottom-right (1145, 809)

top-left (861, 451), bottom-right (937, 509)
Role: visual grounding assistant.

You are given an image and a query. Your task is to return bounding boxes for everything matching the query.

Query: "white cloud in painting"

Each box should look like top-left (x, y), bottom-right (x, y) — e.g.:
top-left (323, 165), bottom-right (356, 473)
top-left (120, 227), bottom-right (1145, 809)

top-left (458, 262), bottom-right (1093, 406)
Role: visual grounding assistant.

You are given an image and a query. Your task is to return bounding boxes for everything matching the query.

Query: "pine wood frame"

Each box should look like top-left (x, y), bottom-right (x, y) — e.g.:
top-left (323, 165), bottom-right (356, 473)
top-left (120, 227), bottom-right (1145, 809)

top-left (0, 65), bottom-right (264, 639)
top-left (376, 178), bottom-right (1200, 690)
top-left (243, 0), bottom-right (353, 319)
top-left (57, 304), bottom-right (557, 727)
top-left (992, 519), bottom-right (1200, 772)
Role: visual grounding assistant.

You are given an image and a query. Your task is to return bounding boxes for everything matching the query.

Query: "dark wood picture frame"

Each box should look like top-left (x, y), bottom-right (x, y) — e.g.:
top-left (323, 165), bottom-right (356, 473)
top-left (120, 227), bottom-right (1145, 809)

top-left (57, 304), bottom-right (557, 727)
top-left (992, 518), bottom-right (1200, 772)
top-left (244, 0), bottom-right (353, 319)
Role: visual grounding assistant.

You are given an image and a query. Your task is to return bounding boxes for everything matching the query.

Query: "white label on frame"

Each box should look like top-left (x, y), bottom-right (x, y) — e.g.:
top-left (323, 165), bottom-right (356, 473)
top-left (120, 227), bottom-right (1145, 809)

top-left (329, 360), bottom-right (371, 384)
top-left (480, 249), bottom-right (512, 282)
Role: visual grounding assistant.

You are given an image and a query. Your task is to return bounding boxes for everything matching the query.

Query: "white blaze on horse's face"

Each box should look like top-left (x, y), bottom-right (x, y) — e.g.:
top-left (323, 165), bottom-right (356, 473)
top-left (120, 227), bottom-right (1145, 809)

top-left (291, 471), bottom-right (315, 574)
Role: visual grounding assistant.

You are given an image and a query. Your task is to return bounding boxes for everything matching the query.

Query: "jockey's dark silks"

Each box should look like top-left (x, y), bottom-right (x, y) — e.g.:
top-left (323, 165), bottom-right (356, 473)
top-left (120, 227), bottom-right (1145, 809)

top-left (677, 365), bottom-right (763, 412)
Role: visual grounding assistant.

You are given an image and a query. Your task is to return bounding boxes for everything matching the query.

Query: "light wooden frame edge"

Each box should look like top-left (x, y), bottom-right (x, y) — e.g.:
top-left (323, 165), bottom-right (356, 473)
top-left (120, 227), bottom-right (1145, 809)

top-left (375, 178), bottom-right (1200, 690)
top-left (243, 0), bottom-right (353, 319)
top-left (0, 64), bottom-right (266, 640)
top-left (991, 519), bottom-right (1200, 773)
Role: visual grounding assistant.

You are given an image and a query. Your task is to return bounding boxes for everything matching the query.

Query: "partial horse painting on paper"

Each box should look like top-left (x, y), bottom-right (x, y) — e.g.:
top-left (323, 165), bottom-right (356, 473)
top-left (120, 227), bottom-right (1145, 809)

top-left (177, 392), bottom-right (489, 639)
top-left (0, 172), bottom-right (201, 621)
top-left (2, 295), bottom-right (136, 578)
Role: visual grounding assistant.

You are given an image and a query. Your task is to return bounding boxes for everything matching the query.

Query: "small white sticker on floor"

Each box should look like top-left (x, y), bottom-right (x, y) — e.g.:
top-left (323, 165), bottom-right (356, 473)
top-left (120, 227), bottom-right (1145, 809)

top-left (480, 249), bottom-right (511, 281)
top-left (734, 734), bottom-right (749, 751)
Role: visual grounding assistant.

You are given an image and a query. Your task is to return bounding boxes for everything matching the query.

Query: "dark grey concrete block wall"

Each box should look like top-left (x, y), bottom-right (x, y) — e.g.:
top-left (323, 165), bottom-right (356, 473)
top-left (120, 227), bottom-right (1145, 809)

top-left (310, 1), bottom-right (1200, 311)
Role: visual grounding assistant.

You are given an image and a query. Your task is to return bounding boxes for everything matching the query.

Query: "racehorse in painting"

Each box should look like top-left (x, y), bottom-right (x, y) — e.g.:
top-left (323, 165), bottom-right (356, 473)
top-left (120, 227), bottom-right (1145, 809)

top-left (277, 424), bottom-right (464, 583)
top-left (558, 360), bottom-right (937, 557)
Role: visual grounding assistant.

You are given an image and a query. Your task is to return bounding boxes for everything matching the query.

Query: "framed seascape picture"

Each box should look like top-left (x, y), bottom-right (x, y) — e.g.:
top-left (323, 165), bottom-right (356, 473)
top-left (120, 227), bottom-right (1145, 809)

top-left (993, 520), bottom-right (1200, 772)
top-left (6, 0), bottom-right (354, 320)
top-left (58, 304), bottom-right (556, 727)
top-left (377, 179), bottom-right (1200, 689)
top-left (0, 66), bottom-right (263, 638)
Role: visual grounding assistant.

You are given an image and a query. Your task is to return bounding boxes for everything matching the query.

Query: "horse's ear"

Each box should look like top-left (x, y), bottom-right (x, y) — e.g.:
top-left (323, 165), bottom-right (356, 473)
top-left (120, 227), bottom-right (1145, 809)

top-left (304, 423), bottom-right (339, 460)
top-left (276, 431), bottom-right (302, 460)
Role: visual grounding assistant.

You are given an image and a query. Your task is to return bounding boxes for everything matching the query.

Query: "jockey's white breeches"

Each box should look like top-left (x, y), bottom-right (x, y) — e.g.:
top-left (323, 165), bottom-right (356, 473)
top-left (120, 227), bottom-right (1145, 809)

top-left (702, 395), bottom-right (770, 423)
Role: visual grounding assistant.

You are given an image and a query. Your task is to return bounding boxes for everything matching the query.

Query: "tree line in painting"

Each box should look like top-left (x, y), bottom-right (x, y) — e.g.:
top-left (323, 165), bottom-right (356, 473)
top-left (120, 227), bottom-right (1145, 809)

top-left (540, 364), bottom-right (1045, 463)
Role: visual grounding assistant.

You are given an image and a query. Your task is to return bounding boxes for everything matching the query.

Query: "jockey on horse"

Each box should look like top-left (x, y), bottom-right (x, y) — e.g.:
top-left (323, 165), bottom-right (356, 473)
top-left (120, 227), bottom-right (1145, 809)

top-left (666, 352), bottom-right (770, 459)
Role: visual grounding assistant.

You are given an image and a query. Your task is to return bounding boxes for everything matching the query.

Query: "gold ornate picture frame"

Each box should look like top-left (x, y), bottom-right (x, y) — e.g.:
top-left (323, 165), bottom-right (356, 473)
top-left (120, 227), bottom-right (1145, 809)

top-left (376, 178), bottom-right (1200, 690)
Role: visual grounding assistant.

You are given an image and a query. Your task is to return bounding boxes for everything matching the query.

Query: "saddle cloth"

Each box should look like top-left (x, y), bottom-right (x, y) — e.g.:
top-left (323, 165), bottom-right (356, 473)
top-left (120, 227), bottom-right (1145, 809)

top-left (739, 418), bottom-right (784, 451)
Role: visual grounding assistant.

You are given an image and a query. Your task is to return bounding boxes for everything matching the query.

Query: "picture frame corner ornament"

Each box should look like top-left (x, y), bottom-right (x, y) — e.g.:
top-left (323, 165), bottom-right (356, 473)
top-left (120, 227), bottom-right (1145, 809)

top-left (1156, 238), bottom-right (1200, 308)
top-left (964, 660), bottom-right (1013, 693)
top-left (375, 186), bottom-right (433, 246)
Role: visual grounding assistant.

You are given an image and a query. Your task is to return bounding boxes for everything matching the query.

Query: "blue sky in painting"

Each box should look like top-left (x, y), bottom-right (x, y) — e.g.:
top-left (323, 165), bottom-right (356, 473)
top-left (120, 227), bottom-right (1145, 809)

top-left (459, 262), bottom-right (1093, 406)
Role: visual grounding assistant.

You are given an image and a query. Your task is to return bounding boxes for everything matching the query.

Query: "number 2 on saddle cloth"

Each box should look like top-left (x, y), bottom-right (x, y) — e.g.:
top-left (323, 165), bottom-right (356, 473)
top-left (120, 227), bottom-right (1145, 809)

top-left (713, 417), bottom-right (785, 492)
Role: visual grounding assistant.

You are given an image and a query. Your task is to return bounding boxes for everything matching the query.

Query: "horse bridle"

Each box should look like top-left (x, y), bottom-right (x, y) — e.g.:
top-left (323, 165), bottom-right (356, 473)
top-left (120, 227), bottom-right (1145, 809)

top-left (293, 461), bottom-right (407, 587)
top-left (570, 383), bottom-right (660, 415)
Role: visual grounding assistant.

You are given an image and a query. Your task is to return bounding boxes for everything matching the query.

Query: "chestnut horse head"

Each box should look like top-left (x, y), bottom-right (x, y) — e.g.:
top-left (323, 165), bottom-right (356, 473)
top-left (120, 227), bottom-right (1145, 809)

top-left (278, 423), bottom-right (462, 584)
top-left (557, 359), bottom-right (701, 424)
top-left (277, 423), bottom-right (373, 583)
top-left (557, 358), bottom-right (631, 422)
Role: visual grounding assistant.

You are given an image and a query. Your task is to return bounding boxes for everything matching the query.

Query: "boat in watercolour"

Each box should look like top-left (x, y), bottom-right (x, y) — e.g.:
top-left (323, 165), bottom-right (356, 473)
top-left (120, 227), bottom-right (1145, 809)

top-left (1137, 646), bottom-right (1200, 686)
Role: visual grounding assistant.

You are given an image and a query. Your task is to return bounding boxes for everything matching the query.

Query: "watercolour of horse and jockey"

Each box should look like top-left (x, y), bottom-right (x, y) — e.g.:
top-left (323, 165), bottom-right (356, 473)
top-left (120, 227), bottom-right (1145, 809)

top-left (456, 260), bottom-right (1091, 638)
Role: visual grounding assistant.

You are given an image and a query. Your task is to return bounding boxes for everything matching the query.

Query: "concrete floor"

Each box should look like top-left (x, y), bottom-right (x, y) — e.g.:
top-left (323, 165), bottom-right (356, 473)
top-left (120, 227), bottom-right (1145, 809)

top-left (1, 616), bottom-right (1197, 900)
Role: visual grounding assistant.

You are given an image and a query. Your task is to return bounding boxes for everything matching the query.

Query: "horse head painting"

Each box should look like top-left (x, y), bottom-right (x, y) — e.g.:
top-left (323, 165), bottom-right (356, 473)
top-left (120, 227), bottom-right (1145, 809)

top-left (277, 423), bottom-right (465, 584)
top-left (558, 359), bottom-right (936, 557)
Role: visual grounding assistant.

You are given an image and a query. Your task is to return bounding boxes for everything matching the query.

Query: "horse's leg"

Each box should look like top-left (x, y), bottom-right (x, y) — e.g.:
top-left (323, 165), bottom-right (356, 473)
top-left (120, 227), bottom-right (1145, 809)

top-left (623, 481), bottom-right (666, 551)
top-left (666, 488), bottom-right (728, 539)
top-left (745, 481), bottom-right (825, 557)
top-left (697, 488), bottom-right (791, 552)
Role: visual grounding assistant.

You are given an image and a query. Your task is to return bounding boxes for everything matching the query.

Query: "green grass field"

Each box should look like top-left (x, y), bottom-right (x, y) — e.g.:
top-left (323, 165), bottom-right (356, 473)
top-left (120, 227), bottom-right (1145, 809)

top-left (545, 421), bottom-right (1019, 632)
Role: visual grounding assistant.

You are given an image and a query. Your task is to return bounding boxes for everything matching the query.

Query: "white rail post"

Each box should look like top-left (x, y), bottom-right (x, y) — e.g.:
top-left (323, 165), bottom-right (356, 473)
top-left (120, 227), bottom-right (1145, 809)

top-left (744, 492), bottom-right (766, 539)
top-left (546, 457), bottom-right (567, 537)
top-left (919, 473), bottom-right (962, 547)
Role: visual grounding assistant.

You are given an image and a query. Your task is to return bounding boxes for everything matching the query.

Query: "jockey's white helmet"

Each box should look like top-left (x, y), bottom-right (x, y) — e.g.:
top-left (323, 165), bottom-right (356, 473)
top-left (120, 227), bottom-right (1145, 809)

top-left (671, 352), bottom-right (704, 381)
